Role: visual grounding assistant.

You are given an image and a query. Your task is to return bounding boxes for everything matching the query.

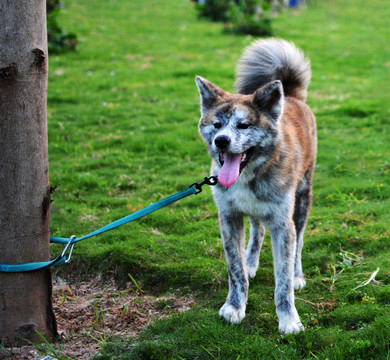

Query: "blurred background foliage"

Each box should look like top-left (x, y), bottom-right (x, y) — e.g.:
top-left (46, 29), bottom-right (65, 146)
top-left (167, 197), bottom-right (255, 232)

top-left (194, 0), bottom-right (286, 36)
top-left (47, 0), bottom-right (77, 53)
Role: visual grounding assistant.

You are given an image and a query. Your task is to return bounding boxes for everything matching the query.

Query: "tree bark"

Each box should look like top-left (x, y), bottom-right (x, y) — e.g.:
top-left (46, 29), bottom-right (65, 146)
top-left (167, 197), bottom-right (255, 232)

top-left (0, 0), bottom-right (57, 346)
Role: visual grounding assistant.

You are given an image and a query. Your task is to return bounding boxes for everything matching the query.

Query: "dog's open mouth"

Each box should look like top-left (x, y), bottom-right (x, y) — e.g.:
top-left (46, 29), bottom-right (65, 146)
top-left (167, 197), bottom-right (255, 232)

top-left (218, 148), bottom-right (254, 187)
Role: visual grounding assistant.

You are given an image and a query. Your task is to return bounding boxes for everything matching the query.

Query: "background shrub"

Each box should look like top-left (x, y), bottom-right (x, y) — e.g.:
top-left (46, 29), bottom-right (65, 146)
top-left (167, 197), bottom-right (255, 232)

top-left (195, 0), bottom-right (231, 21)
top-left (47, 0), bottom-right (77, 53)
top-left (194, 0), bottom-right (284, 36)
top-left (225, 0), bottom-right (273, 36)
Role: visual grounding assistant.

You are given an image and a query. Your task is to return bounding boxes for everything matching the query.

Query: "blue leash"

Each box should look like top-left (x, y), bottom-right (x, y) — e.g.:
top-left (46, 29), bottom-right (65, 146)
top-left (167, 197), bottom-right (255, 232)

top-left (0, 176), bottom-right (218, 273)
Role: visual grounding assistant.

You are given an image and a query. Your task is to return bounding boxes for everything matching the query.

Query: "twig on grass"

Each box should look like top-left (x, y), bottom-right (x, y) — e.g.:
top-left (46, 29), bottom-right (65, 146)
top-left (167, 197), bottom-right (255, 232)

top-left (296, 297), bottom-right (338, 313)
top-left (346, 267), bottom-right (380, 296)
top-left (330, 264), bottom-right (345, 292)
top-left (128, 273), bottom-right (143, 293)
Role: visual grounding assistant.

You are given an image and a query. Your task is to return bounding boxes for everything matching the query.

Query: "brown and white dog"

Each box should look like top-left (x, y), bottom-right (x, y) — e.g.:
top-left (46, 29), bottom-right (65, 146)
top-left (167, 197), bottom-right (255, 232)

top-left (196, 38), bottom-right (317, 334)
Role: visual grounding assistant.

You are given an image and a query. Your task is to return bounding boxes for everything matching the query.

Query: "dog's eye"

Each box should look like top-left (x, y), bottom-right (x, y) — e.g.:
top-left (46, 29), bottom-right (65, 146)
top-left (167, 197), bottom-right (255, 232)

top-left (237, 123), bottom-right (249, 130)
top-left (214, 122), bottom-right (222, 129)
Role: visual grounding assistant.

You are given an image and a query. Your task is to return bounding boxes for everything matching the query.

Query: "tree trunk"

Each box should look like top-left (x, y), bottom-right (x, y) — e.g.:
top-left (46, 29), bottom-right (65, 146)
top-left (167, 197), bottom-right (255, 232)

top-left (0, 0), bottom-right (57, 346)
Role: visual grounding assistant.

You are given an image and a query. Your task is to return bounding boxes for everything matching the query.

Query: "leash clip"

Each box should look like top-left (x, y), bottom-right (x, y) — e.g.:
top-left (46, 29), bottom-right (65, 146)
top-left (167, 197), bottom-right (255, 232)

top-left (61, 235), bottom-right (76, 263)
top-left (190, 176), bottom-right (218, 194)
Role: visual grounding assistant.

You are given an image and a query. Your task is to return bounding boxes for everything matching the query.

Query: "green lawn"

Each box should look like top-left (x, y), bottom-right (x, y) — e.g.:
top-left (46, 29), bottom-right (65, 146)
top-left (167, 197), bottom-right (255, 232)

top-left (48, 0), bottom-right (389, 358)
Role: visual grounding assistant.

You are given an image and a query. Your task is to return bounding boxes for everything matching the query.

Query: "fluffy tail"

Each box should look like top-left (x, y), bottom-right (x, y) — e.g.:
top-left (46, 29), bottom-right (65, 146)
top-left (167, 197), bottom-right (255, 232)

top-left (235, 38), bottom-right (311, 101)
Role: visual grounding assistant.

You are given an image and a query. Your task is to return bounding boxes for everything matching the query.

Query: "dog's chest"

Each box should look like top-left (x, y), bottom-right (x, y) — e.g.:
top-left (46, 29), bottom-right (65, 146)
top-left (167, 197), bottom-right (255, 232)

top-left (213, 182), bottom-right (274, 219)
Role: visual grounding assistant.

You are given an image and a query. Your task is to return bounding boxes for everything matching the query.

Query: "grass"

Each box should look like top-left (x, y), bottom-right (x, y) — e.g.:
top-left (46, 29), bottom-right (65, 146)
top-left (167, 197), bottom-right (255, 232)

top-left (47, 0), bottom-right (390, 358)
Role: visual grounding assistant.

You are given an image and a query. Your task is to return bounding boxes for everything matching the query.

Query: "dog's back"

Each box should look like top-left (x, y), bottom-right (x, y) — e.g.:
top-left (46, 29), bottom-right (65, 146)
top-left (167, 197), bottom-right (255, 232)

top-left (236, 38), bottom-right (316, 187)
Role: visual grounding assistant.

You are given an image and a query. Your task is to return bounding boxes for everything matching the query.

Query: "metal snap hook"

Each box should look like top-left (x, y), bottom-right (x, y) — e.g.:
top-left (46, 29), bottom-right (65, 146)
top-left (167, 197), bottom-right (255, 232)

top-left (61, 235), bottom-right (76, 263)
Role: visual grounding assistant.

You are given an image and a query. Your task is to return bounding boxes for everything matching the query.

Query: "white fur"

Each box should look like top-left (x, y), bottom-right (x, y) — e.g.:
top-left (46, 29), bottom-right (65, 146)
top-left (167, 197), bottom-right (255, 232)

top-left (278, 308), bottom-right (304, 334)
top-left (219, 303), bottom-right (246, 324)
top-left (294, 277), bottom-right (306, 290)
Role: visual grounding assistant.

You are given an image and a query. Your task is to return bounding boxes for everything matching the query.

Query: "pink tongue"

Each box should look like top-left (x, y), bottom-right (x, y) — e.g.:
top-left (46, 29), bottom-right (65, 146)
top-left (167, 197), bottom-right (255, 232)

top-left (218, 153), bottom-right (242, 187)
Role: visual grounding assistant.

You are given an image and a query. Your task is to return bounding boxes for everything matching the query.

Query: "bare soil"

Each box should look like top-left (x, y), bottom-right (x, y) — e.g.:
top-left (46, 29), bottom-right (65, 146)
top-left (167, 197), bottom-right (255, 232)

top-left (2, 277), bottom-right (195, 359)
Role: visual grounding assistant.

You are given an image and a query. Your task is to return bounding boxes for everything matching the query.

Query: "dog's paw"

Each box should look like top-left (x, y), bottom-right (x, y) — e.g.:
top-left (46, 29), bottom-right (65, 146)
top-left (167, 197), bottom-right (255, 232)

top-left (219, 303), bottom-right (245, 324)
top-left (294, 276), bottom-right (306, 290)
top-left (246, 263), bottom-right (258, 279)
top-left (279, 318), bottom-right (304, 335)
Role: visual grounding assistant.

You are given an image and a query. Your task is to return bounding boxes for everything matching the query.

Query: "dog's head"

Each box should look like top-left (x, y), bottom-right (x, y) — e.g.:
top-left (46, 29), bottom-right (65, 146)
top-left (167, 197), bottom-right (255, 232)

top-left (196, 76), bottom-right (284, 187)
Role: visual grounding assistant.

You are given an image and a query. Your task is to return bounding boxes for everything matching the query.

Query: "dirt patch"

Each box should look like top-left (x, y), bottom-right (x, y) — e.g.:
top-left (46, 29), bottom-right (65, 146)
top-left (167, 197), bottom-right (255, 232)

top-left (2, 277), bottom-right (195, 359)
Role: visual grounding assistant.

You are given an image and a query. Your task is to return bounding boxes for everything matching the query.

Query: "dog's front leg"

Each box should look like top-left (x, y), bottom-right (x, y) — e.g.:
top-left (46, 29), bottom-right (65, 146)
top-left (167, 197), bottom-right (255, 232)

top-left (218, 212), bottom-right (248, 324)
top-left (270, 220), bottom-right (304, 334)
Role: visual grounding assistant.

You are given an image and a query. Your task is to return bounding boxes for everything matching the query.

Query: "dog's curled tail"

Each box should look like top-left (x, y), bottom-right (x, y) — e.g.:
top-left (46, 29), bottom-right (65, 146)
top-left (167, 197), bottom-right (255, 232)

top-left (235, 38), bottom-right (311, 102)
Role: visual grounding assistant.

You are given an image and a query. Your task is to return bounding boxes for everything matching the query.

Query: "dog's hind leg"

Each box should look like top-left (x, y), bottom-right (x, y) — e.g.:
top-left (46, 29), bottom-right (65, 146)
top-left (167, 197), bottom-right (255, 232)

top-left (293, 172), bottom-right (313, 290)
top-left (245, 217), bottom-right (265, 279)
top-left (218, 212), bottom-right (248, 324)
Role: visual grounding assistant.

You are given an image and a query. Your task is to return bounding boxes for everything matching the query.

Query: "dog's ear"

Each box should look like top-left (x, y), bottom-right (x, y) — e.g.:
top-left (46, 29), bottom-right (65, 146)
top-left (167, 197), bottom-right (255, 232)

top-left (253, 80), bottom-right (284, 123)
top-left (195, 76), bottom-right (226, 115)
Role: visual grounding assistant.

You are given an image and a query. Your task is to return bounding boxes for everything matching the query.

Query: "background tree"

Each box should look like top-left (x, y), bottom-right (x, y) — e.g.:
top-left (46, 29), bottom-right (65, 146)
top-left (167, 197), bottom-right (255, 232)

top-left (0, 0), bottom-right (57, 346)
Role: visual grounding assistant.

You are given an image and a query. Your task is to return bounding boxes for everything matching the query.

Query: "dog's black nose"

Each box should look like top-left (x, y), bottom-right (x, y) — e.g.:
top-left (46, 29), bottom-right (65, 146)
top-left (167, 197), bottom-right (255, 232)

top-left (215, 135), bottom-right (231, 149)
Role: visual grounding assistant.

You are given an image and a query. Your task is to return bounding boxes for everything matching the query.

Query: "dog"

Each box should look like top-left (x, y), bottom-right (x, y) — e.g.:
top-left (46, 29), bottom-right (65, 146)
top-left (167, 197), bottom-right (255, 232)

top-left (195, 38), bottom-right (316, 334)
